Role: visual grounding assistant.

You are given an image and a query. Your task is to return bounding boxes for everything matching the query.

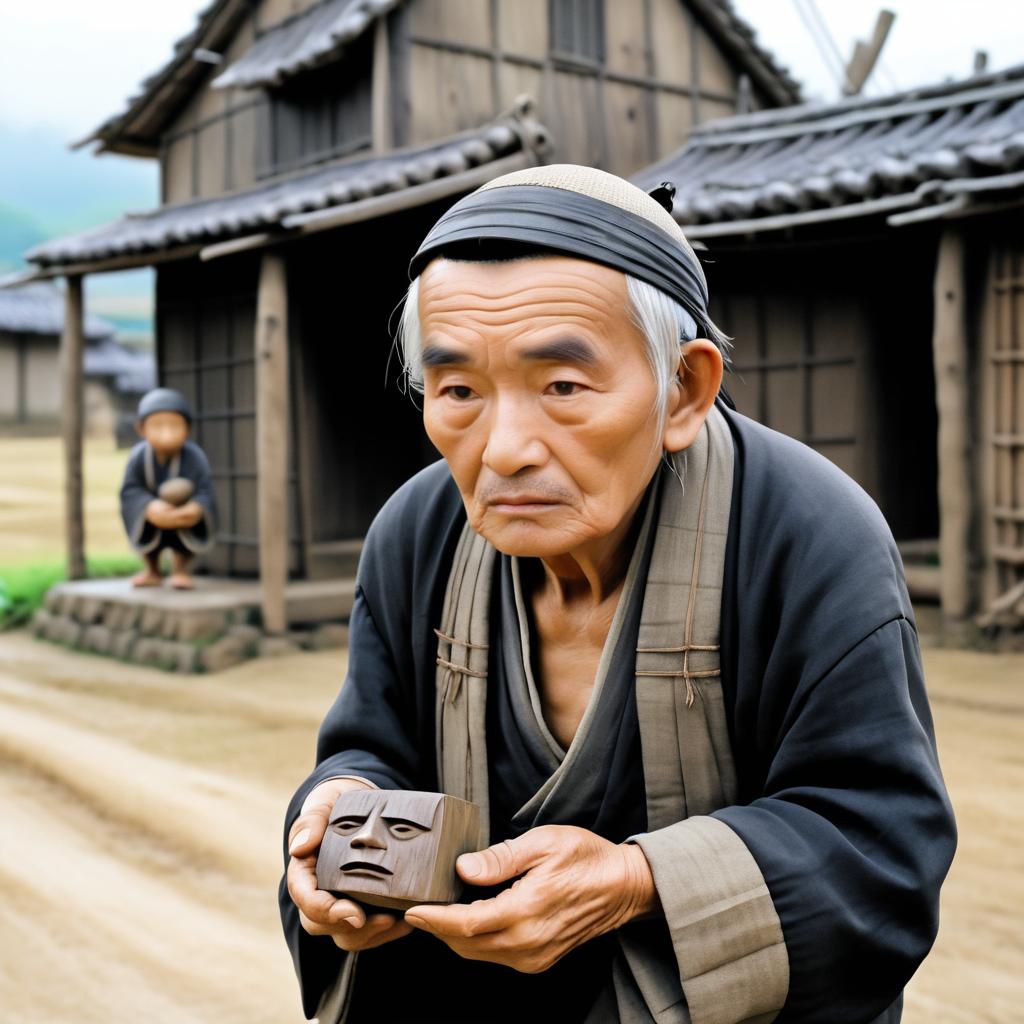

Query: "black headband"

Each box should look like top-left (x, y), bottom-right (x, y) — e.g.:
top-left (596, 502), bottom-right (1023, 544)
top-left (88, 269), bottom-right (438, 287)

top-left (408, 185), bottom-right (710, 328)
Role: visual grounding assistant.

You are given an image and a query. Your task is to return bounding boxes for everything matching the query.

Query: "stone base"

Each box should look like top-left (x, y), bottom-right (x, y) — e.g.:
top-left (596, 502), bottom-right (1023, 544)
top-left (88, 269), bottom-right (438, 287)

top-left (32, 577), bottom-right (353, 674)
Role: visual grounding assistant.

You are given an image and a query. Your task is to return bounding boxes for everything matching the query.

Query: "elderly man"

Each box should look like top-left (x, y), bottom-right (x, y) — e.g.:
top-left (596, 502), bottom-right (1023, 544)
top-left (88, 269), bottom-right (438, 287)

top-left (280, 166), bottom-right (955, 1024)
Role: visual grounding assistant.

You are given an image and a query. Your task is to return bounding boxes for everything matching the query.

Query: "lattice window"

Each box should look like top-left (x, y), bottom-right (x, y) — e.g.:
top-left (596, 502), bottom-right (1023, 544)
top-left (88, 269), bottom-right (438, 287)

top-left (158, 263), bottom-right (304, 578)
top-left (716, 289), bottom-right (861, 482)
top-left (991, 245), bottom-right (1024, 593)
top-left (551, 0), bottom-right (605, 63)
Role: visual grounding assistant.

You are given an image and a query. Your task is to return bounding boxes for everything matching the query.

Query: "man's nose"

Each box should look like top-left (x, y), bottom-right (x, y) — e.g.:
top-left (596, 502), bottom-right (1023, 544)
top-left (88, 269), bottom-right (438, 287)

top-left (482, 396), bottom-right (549, 476)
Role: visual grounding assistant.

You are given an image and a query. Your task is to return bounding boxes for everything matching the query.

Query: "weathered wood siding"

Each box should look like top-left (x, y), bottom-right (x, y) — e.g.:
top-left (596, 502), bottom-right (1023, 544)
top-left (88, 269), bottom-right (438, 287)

top-left (400, 0), bottom-right (760, 177)
top-left (157, 255), bottom-right (304, 578)
top-left (707, 232), bottom-right (939, 543)
top-left (980, 213), bottom-right (1024, 605)
top-left (160, 0), bottom-right (768, 203)
top-left (0, 335), bottom-right (21, 419)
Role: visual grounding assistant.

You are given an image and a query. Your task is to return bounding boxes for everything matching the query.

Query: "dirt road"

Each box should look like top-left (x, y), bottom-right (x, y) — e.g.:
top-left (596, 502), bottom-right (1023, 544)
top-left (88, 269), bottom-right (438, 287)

top-left (0, 630), bottom-right (1019, 1023)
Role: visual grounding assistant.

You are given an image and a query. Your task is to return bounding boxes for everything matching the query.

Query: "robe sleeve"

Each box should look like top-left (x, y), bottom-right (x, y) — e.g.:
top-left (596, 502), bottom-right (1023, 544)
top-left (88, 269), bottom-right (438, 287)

top-left (179, 442), bottom-right (217, 552)
top-left (633, 614), bottom-right (955, 1024)
top-left (119, 443), bottom-right (158, 553)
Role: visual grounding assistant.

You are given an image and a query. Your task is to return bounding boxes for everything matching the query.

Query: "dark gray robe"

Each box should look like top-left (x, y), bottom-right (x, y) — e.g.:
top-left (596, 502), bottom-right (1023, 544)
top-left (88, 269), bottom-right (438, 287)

top-left (279, 404), bottom-right (956, 1023)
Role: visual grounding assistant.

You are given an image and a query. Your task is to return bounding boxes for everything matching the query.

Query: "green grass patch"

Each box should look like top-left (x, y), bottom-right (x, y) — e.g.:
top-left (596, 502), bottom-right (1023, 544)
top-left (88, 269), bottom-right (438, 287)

top-left (0, 554), bottom-right (142, 631)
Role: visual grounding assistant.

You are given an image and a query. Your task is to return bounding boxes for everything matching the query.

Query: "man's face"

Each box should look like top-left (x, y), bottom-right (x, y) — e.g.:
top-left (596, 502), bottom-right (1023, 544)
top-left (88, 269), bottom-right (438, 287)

top-left (320, 790), bottom-right (443, 899)
top-left (419, 256), bottom-right (668, 560)
top-left (138, 411), bottom-right (189, 457)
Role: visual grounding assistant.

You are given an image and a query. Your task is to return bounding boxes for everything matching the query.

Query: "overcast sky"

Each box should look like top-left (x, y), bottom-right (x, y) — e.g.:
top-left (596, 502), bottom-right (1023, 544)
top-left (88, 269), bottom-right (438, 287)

top-left (1, 1), bottom-right (1022, 137)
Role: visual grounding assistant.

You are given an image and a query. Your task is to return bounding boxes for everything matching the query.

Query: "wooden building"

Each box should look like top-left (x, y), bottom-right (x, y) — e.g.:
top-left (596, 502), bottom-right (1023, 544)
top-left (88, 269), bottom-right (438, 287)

top-left (20, 0), bottom-right (798, 631)
top-left (0, 283), bottom-right (151, 439)
top-left (634, 62), bottom-right (1024, 626)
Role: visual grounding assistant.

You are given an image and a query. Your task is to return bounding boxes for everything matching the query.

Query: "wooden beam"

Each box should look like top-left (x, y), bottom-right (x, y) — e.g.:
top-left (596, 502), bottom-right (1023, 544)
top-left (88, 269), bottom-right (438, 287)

top-left (932, 229), bottom-right (973, 619)
top-left (372, 15), bottom-right (393, 152)
top-left (255, 251), bottom-right (290, 634)
top-left (60, 275), bottom-right (86, 580)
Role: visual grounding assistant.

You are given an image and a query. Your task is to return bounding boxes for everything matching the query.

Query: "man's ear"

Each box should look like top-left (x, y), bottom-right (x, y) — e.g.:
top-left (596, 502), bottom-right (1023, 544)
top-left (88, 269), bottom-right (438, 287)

top-left (134, 419), bottom-right (145, 438)
top-left (662, 339), bottom-right (724, 453)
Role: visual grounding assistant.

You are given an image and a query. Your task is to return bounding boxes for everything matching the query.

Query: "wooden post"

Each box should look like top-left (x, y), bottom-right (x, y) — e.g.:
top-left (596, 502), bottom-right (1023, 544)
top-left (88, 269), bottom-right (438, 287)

top-left (60, 275), bottom-right (86, 580)
top-left (932, 229), bottom-right (972, 619)
top-left (372, 16), bottom-right (392, 152)
top-left (255, 251), bottom-right (289, 634)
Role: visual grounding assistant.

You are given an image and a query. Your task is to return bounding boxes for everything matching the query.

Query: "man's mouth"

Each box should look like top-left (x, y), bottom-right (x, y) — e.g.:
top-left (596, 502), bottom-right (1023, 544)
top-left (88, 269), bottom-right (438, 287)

top-left (340, 861), bottom-right (393, 876)
top-left (487, 495), bottom-right (561, 511)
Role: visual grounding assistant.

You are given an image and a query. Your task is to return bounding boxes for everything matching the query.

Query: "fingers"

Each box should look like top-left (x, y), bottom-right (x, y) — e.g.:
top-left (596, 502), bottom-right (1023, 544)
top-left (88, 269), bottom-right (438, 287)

top-left (286, 851), bottom-right (358, 925)
top-left (456, 830), bottom-right (550, 886)
top-left (406, 883), bottom-right (525, 939)
top-left (300, 908), bottom-right (412, 952)
top-left (288, 810), bottom-right (328, 858)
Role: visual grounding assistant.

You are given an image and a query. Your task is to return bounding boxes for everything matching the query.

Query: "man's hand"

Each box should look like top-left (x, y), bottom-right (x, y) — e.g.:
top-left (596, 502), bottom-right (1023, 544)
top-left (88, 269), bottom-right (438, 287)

top-left (404, 825), bottom-right (659, 973)
top-left (287, 777), bottom-right (414, 952)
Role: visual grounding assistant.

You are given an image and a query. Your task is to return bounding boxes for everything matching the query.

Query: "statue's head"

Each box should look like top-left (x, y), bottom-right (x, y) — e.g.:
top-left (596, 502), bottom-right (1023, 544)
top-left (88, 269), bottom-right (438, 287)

top-left (136, 387), bottom-right (193, 457)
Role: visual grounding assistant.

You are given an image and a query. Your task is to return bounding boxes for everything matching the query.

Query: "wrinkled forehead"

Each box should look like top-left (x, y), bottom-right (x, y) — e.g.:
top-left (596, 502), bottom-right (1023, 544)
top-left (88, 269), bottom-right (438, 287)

top-left (330, 789), bottom-right (443, 829)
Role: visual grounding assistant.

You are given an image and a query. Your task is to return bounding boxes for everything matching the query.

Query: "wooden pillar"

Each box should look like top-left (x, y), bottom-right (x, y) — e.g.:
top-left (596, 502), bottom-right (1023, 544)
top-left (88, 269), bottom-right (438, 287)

top-left (371, 16), bottom-right (392, 152)
top-left (255, 251), bottom-right (289, 634)
top-left (60, 275), bottom-right (86, 580)
top-left (932, 229), bottom-right (972, 619)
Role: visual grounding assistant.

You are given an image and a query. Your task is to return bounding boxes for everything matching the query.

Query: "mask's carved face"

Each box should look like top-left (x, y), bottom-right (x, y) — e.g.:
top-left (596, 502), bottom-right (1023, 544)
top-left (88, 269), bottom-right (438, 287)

top-left (319, 790), bottom-right (444, 899)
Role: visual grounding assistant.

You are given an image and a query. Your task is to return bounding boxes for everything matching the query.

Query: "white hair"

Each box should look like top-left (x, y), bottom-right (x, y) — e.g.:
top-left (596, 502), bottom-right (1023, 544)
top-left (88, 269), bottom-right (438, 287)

top-left (396, 264), bottom-right (730, 418)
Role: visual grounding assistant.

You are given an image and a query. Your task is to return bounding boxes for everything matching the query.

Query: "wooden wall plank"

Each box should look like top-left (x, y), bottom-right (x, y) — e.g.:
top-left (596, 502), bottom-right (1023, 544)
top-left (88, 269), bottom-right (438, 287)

top-left (694, 24), bottom-right (738, 97)
top-left (655, 91), bottom-right (692, 158)
top-left (498, 63), bottom-right (544, 112)
top-left (163, 134), bottom-right (194, 204)
top-left (606, 0), bottom-right (648, 77)
top-left (407, 45), bottom-right (495, 144)
top-left (602, 80), bottom-right (652, 177)
top-left (0, 337), bottom-right (17, 418)
top-left (498, 0), bottom-right (547, 55)
top-left (25, 343), bottom-right (60, 418)
top-left (650, 0), bottom-right (692, 86)
top-left (545, 70), bottom-right (603, 167)
top-left (410, 0), bottom-right (493, 47)
top-left (197, 119), bottom-right (227, 197)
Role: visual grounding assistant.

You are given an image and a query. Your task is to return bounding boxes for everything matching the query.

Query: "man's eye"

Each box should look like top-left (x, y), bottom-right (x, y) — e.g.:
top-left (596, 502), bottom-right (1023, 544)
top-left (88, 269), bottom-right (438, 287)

top-left (443, 385), bottom-right (475, 401)
top-left (334, 818), bottom-right (363, 831)
top-left (547, 381), bottom-right (582, 396)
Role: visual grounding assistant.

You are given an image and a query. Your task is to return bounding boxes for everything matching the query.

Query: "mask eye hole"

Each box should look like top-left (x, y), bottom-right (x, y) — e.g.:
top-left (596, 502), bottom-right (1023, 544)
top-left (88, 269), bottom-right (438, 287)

top-left (332, 816), bottom-right (366, 834)
top-left (387, 821), bottom-right (426, 840)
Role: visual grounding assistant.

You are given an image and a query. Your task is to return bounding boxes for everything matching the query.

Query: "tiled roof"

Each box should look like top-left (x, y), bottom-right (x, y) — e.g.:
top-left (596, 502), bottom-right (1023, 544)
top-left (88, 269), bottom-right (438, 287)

top-left (0, 283), bottom-right (116, 339)
top-left (83, 337), bottom-right (156, 394)
top-left (81, 0), bottom-right (800, 155)
top-left (634, 63), bottom-right (1024, 236)
top-left (28, 115), bottom-right (545, 268)
top-left (212, 0), bottom-right (400, 90)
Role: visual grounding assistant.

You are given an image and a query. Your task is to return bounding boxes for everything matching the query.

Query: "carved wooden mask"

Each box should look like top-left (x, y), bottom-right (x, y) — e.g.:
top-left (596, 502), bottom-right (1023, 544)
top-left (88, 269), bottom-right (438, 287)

top-left (316, 790), bottom-right (480, 911)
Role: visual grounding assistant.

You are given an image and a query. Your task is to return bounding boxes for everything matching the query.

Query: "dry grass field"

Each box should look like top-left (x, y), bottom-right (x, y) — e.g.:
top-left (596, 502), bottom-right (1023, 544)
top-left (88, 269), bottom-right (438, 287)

top-left (0, 434), bottom-right (130, 566)
top-left (0, 629), bottom-right (1019, 1023)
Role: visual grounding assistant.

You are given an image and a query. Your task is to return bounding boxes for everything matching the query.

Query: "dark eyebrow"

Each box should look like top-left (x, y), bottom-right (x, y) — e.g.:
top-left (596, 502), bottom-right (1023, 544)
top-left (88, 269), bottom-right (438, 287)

top-left (421, 344), bottom-right (470, 368)
top-left (520, 338), bottom-right (600, 367)
top-left (422, 337), bottom-right (601, 370)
